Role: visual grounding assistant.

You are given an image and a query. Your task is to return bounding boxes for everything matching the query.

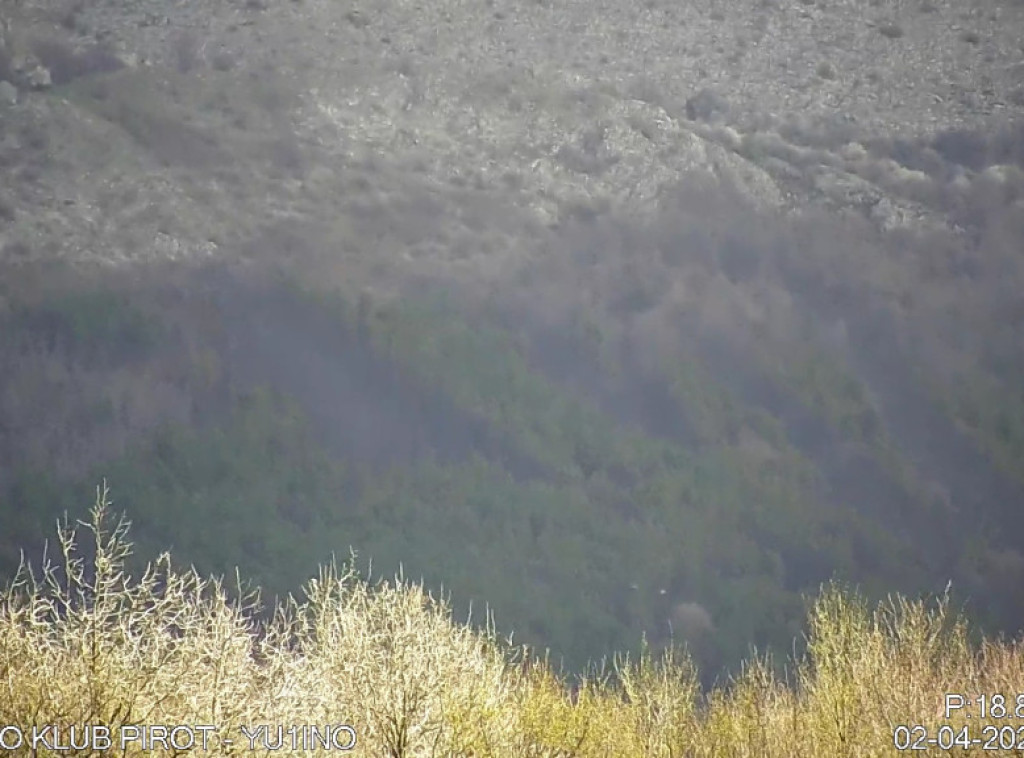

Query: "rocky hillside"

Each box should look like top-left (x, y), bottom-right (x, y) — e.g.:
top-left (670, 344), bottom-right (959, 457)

top-left (1, 0), bottom-right (1022, 270)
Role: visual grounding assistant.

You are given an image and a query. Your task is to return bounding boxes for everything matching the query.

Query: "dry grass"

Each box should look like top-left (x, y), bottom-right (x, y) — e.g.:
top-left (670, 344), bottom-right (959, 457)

top-left (3, 484), bottom-right (1024, 757)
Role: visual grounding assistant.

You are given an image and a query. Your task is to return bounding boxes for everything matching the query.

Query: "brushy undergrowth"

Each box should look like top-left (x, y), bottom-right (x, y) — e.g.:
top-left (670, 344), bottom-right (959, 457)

top-left (2, 484), bottom-right (1023, 757)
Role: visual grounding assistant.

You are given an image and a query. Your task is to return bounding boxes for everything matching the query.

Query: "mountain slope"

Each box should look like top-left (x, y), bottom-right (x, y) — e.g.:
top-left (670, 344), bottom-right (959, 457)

top-left (0, 0), bottom-right (1022, 677)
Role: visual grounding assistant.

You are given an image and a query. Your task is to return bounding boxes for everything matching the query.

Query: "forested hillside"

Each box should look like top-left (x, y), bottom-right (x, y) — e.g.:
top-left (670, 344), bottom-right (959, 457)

top-left (1, 0), bottom-right (1023, 684)
top-left (2, 196), bottom-right (1022, 679)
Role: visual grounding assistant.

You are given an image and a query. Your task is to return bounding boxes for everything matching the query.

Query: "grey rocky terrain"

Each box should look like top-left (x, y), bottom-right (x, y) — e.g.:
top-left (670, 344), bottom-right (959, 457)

top-left (1, 0), bottom-right (1021, 277)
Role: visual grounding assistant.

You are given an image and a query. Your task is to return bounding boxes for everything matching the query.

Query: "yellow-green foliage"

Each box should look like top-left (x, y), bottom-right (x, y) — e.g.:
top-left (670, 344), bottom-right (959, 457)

top-left (3, 485), bottom-right (1024, 756)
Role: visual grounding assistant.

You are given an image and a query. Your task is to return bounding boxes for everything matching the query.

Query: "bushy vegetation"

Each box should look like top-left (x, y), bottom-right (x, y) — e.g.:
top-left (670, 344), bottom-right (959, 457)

top-left (0, 257), bottom-right (1020, 681)
top-left (6, 288), bottom-right (163, 364)
top-left (3, 487), bottom-right (1023, 757)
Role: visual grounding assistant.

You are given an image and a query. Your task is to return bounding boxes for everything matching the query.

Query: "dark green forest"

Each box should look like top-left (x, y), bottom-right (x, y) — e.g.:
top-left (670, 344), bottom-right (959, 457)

top-left (2, 201), bottom-right (1022, 684)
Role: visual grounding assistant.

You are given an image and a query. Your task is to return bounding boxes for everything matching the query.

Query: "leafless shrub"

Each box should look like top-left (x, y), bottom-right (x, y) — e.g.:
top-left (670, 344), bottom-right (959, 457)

top-left (4, 513), bottom-right (1014, 758)
top-left (0, 489), bottom-right (521, 757)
